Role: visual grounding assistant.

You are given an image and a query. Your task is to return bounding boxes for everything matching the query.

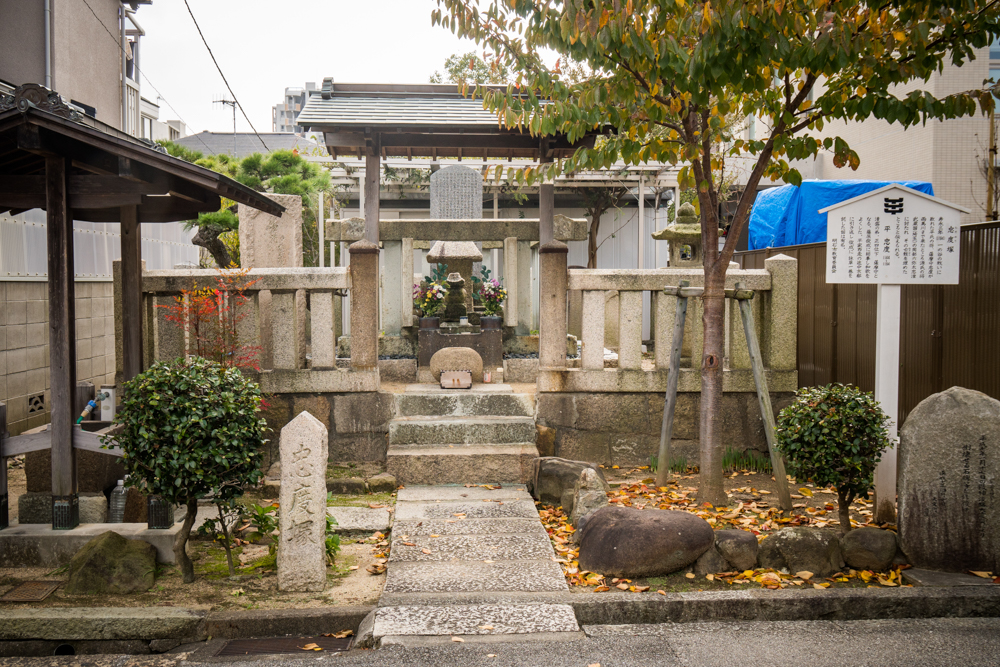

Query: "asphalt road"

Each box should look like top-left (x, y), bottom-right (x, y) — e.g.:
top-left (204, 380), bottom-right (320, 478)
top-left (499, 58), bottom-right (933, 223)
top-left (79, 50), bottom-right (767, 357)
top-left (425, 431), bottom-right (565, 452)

top-left (4, 618), bottom-right (999, 667)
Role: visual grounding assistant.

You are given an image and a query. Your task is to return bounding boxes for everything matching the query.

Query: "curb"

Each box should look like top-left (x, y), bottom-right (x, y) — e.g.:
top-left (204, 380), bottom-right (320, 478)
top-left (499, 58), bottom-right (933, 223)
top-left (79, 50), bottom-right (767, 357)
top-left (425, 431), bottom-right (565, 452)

top-left (205, 606), bottom-right (375, 639)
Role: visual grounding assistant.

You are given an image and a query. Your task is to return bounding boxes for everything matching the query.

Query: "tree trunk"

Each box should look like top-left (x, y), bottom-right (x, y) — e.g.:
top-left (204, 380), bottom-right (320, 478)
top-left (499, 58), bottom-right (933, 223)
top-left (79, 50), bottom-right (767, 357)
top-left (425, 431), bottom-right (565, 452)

top-left (175, 498), bottom-right (199, 584)
top-left (698, 264), bottom-right (728, 507)
top-left (837, 488), bottom-right (854, 532)
top-left (218, 503), bottom-right (237, 577)
top-left (587, 210), bottom-right (602, 268)
top-left (192, 225), bottom-right (233, 269)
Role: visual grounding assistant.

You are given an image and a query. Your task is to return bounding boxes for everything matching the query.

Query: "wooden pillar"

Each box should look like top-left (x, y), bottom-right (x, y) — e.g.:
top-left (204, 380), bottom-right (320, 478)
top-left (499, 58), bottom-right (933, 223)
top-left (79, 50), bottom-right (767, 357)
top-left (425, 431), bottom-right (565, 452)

top-left (120, 204), bottom-right (143, 382)
top-left (46, 156), bottom-right (78, 529)
top-left (364, 133), bottom-right (381, 244)
top-left (539, 138), bottom-right (554, 245)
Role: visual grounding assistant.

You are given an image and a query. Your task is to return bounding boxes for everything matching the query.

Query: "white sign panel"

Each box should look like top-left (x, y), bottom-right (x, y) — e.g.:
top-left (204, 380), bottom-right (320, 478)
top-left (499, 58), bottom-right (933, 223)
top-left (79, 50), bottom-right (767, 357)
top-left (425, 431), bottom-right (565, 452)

top-left (823, 186), bottom-right (964, 285)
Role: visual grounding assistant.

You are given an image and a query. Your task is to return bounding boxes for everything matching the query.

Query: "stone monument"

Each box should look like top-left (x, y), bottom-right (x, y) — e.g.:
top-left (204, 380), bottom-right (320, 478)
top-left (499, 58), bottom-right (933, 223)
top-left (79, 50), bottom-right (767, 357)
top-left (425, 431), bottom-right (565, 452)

top-left (278, 411), bottom-right (329, 592)
top-left (427, 165), bottom-right (484, 310)
top-left (238, 193), bottom-right (303, 268)
top-left (898, 386), bottom-right (1000, 573)
top-left (651, 202), bottom-right (718, 268)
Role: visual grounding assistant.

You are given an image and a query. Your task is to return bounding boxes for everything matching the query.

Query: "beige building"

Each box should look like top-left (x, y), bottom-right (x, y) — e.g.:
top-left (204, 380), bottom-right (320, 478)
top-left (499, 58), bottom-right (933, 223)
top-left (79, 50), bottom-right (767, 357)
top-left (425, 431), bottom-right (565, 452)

top-left (792, 45), bottom-right (995, 224)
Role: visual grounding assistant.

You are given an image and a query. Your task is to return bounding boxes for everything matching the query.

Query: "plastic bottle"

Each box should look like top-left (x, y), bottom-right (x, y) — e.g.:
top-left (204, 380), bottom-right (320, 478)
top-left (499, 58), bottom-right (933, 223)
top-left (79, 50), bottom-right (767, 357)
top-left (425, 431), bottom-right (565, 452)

top-left (109, 480), bottom-right (127, 523)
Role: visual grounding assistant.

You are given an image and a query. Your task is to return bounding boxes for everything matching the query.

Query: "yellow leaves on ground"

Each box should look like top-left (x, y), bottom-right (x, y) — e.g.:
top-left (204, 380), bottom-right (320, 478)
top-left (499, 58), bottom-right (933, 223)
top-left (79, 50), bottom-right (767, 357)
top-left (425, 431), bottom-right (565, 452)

top-left (970, 571), bottom-right (993, 579)
top-left (798, 487), bottom-right (814, 497)
top-left (795, 571), bottom-right (814, 581)
top-left (451, 636), bottom-right (464, 643)
top-left (299, 643), bottom-right (322, 651)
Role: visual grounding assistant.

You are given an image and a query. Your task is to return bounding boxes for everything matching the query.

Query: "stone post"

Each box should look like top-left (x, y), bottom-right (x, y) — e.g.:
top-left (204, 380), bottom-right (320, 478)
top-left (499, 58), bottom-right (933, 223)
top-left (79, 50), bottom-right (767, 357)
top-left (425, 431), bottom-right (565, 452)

top-left (349, 240), bottom-right (379, 370)
top-left (763, 254), bottom-right (798, 371)
top-left (503, 237), bottom-right (518, 328)
top-left (278, 411), bottom-right (328, 592)
top-left (539, 241), bottom-right (568, 369)
top-left (238, 193), bottom-right (303, 269)
top-left (382, 240), bottom-right (402, 335)
top-left (516, 240), bottom-right (532, 335)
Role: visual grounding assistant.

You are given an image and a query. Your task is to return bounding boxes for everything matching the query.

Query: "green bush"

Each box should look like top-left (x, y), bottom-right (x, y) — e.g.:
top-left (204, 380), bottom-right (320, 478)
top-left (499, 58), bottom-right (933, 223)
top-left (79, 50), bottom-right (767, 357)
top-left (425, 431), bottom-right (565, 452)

top-left (775, 384), bottom-right (892, 531)
top-left (105, 357), bottom-right (267, 582)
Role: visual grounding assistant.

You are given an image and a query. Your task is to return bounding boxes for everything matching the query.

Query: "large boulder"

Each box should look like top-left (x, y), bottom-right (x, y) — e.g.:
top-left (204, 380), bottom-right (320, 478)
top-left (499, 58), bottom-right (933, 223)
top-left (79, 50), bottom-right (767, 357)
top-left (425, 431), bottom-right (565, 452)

top-left (693, 545), bottom-right (730, 575)
top-left (899, 387), bottom-right (1000, 572)
top-left (64, 531), bottom-right (157, 596)
top-left (715, 529), bottom-right (759, 571)
top-left (528, 457), bottom-right (609, 507)
top-left (578, 506), bottom-right (714, 578)
top-left (429, 347), bottom-right (484, 383)
top-left (841, 527), bottom-right (898, 572)
top-left (569, 468), bottom-right (610, 527)
top-left (757, 528), bottom-right (844, 578)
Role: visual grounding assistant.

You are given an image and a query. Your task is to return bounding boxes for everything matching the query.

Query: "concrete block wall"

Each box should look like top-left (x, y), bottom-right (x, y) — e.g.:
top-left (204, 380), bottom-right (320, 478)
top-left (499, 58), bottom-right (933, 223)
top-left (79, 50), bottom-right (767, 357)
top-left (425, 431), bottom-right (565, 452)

top-left (0, 281), bottom-right (115, 436)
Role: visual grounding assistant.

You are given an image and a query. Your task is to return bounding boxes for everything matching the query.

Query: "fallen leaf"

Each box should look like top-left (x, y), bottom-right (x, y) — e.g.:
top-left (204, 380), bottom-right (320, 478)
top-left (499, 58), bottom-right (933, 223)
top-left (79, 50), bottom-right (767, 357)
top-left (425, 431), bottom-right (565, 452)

top-left (331, 630), bottom-right (354, 638)
top-left (657, 590), bottom-right (666, 595)
top-left (479, 625), bottom-right (494, 630)
top-left (421, 549), bottom-right (432, 555)
top-left (685, 573), bottom-right (696, 579)
top-left (876, 576), bottom-right (897, 587)
top-left (369, 503), bottom-right (385, 509)
top-left (813, 583), bottom-right (830, 589)
top-left (348, 566), bottom-right (359, 571)
top-left (798, 487), bottom-right (814, 497)
top-left (366, 564), bottom-right (386, 575)
top-left (451, 637), bottom-right (464, 642)
top-left (594, 585), bottom-right (610, 592)
top-left (795, 571), bottom-right (814, 581)
top-left (705, 574), bottom-right (714, 581)
top-left (430, 534), bottom-right (441, 538)
top-left (487, 654), bottom-right (497, 658)
top-left (970, 571), bottom-right (992, 579)
top-left (401, 541), bottom-right (416, 547)
top-left (635, 585), bottom-right (650, 592)
top-left (300, 643), bottom-right (322, 651)
top-left (617, 583), bottom-right (630, 590)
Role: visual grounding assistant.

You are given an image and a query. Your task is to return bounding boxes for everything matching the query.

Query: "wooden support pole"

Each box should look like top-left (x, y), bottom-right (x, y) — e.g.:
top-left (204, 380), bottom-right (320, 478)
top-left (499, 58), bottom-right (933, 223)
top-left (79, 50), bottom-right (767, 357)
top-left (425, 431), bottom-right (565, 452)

top-left (0, 402), bottom-right (8, 530)
top-left (655, 280), bottom-right (689, 487)
top-left (735, 282), bottom-right (792, 512)
top-left (120, 204), bottom-right (143, 382)
top-left (46, 155), bottom-right (79, 529)
top-left (364, 133), bottom-right (381, 244)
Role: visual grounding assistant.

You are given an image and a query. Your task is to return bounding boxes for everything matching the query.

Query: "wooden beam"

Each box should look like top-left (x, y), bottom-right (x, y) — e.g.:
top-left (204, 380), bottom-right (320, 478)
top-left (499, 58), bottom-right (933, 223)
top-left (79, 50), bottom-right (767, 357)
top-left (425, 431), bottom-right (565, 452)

top-left (45, 155), bottom-right (78, 524)
top-left (72, 193), bottom-right (221, 223)
top-left (364, 133), bottom-right (381, 244)
top-left (121, 204), bottom-right (143, 382)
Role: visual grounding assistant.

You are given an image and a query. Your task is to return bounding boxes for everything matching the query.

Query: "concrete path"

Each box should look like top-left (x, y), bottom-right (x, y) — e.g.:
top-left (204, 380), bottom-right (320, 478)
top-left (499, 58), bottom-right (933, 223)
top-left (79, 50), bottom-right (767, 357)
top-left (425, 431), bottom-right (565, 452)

top-left (371, 484), bottom-right (579, 645)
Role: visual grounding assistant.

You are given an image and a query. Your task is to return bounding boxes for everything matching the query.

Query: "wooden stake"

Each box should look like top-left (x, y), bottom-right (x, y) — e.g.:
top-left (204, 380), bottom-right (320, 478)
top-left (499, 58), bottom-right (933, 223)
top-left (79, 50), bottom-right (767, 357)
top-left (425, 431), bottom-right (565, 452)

top-left (735, 282), bottom-right (792, 512)
top-left (655, 280), bottom-right (689, 487)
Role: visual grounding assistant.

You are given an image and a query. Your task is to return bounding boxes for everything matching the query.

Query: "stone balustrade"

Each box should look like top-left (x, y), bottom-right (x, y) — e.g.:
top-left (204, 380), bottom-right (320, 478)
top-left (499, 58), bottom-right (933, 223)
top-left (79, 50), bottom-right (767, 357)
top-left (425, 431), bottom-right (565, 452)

top-left (127, 261), bottom-right (379, 394)
top-left (327, 216), bottom-right (588, 336)
top-left (537, 251), bottom-right (799, 394)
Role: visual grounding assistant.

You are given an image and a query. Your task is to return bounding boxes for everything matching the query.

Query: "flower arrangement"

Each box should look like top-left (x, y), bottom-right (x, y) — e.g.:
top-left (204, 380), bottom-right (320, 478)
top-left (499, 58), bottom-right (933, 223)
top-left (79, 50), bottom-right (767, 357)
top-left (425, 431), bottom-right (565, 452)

top-left (479, 278), bottom-right (507, 317)
top-left (414, 281), bottom-right (447, 317)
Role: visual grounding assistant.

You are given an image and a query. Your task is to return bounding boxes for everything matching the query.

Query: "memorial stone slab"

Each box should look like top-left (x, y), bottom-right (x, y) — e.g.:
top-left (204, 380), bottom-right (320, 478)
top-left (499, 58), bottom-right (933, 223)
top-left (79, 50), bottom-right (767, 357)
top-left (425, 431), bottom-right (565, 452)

top-left (278, 411), bottom-right (328, 592)
top-left (898, 387), bottom-right (1000, 572)
top-left (430, 165), bottom-right (483, 219)
top-left (238, 193), bottom-right (303, 268)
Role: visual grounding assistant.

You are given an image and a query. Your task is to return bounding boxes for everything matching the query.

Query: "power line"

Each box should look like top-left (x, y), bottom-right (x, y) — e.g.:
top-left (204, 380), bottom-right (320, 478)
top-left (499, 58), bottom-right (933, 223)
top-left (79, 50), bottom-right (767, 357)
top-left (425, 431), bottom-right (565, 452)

top-left (182, 0), bottom-right (270, 152)
top-left (77, 0), bottom-right (214, 155)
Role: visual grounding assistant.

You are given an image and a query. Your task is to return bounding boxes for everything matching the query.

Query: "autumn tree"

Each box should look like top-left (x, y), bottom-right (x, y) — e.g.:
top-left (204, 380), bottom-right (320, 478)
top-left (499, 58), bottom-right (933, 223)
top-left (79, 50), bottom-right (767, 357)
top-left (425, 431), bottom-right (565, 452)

top-left (581, 183), bottom-right (630, 268)
top-left (430, 51), bottom-right (511, 84)
top-left (433, 0), bottom-right (1000, 505)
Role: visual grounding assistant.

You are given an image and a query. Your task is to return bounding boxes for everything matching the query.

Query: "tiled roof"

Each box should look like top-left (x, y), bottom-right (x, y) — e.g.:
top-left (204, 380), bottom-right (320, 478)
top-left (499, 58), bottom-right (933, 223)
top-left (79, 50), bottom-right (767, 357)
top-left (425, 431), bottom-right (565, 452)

top-left (174, 132), bottom-right (324, 158)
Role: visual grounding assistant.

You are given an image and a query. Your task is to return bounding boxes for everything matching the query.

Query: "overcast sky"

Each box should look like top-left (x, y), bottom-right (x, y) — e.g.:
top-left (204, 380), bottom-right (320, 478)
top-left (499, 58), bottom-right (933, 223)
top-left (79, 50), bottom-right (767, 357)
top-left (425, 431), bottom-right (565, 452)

top-left (133, 1), bottom-right (478, 135)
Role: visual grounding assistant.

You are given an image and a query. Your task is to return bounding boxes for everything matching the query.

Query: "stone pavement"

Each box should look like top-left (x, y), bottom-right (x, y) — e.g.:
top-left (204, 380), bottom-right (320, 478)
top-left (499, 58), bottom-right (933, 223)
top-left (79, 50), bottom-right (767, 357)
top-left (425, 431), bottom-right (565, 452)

top-left (370, 484), bottom-right (580, 645)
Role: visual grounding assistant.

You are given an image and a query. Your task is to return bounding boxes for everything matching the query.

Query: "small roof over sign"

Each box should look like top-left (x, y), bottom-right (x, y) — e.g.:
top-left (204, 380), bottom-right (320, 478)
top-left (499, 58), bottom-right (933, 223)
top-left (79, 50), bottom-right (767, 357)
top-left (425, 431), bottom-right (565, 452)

top-left (819, 184), bottom-right (970, 214)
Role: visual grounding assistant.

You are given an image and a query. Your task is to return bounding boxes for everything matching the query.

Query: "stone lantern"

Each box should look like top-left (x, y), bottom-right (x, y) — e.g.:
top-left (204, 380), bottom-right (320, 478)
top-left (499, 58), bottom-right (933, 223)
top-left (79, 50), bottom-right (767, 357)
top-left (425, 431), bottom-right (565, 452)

top-left (651, 202), bottom-right (719, 268)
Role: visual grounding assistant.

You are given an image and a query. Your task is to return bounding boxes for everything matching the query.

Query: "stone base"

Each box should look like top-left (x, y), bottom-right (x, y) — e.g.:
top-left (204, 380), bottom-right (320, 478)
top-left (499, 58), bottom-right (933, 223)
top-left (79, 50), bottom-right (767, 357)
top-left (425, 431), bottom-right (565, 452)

top-left (379, 358), bottom-right (417, 383)
top-left (0, 523), bottom-right (183, 566)
top-left (504, 358), bottom-right (539, 383)
top-left (18, 492), bottom-right (108, 524)
top-left (386, 444), bottom-right (539, 485)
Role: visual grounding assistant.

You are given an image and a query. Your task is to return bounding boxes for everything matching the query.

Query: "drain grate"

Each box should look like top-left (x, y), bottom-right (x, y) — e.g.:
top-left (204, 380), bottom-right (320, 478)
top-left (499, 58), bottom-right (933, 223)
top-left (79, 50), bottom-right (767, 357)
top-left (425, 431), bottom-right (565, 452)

top-left (1, 581), bottom-right (61, 602)
top-left (216, 636), bottom-right (353, 656)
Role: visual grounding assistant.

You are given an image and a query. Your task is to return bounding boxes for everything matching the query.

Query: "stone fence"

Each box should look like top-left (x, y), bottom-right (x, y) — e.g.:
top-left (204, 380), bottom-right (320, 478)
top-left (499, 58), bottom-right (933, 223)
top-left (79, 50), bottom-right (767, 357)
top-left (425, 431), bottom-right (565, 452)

top-left (117, 243), bottom-right (380, 396)
top-left (534, 245), bottom-right (799, 467)
top-left (328, 215), bottom-right (589, 337)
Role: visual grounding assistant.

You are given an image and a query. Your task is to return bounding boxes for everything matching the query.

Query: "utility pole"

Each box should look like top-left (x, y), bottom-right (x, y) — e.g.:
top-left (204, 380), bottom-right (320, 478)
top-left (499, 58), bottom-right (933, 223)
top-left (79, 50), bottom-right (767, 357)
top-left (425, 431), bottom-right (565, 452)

top-left (988, 108), bottom-right (996, 221)
top-left (214, 96), bottom-right (237, 156)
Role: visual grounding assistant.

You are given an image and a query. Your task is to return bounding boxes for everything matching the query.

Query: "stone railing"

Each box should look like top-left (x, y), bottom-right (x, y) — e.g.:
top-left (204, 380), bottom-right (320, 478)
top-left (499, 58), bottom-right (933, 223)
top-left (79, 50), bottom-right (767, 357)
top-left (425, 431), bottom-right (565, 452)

top-left (327, 215), bottom-right (588, 336)
top-left (121, 243), bottom-right (380, 394)
top-left (537, 244), bottom-right (798, 393)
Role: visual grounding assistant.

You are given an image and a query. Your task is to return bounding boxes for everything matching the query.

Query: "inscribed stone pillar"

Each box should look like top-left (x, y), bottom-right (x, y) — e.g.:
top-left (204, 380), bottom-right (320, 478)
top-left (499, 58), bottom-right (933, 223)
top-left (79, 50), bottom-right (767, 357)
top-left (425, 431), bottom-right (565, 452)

top-left (278, 411), bottom-right (329, 592)
top-left (898, 387), bottom-right (1000, 573)
top-left (539, 241), bottom-right (568, 368)
top-left (430, 165), bottom-right (483, 218)
top-left (238, 193), bottom-right (303, 268)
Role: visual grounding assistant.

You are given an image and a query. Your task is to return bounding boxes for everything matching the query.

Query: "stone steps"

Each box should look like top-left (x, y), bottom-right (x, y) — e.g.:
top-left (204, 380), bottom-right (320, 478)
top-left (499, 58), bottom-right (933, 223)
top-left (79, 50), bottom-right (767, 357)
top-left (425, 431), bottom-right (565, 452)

top-left (388, 415), bottom-right (537, 446)
top-left (396, 392), bottom-right (534, 418)
top-left (386, 445), bottom-right (537, 485)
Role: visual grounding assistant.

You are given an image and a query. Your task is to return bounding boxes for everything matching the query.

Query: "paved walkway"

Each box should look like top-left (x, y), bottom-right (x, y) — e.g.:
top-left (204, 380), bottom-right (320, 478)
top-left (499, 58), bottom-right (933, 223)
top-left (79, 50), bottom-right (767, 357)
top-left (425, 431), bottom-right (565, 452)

top-left (370, 484), bottom-right (580, 645)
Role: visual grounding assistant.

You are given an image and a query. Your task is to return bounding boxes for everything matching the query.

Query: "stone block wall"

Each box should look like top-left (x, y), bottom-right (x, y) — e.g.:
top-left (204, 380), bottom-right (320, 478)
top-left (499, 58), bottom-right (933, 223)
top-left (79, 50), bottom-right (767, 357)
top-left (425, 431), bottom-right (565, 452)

top-left (1, 280), bottom-right (115, 436)
top-left (536, 391), bottom-right (795, 468)
top-left (260, 391), bottom-right (396, 467)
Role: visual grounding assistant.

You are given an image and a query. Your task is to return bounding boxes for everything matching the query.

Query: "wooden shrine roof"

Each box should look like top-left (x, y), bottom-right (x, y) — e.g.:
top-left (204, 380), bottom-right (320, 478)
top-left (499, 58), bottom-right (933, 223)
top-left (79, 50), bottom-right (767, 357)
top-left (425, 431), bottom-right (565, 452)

top-left (0, 85), bottom-right (284, 223)
top-left (298, 80), bottom-right (603, 160)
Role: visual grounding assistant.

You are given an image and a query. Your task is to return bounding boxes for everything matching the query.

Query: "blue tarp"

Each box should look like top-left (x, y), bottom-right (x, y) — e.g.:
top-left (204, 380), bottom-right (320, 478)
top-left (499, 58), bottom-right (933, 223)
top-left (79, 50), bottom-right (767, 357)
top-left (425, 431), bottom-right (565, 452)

top-left (747, 180), bottom-right (935, 250)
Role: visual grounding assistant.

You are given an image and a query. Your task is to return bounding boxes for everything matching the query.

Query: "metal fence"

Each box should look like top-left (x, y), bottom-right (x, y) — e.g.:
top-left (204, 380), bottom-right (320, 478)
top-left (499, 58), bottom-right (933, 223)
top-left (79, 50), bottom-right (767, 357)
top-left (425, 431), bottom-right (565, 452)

top-left (734, 221), bottom-right (1000, 423)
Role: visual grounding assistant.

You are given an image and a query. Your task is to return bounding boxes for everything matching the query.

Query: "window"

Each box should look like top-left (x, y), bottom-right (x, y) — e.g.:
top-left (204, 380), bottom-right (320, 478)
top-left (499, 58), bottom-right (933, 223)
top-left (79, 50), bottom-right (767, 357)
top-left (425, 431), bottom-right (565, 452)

top-left (141, 116), bottom-right (153, 139)
top-left (991, 37), bottom-right (1000, 60)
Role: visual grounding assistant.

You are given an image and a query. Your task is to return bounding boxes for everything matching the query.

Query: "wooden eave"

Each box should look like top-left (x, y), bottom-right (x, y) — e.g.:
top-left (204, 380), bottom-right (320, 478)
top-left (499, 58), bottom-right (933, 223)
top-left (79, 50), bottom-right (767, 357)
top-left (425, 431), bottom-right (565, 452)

top-left (0, 107), bottom-right (285, 222)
